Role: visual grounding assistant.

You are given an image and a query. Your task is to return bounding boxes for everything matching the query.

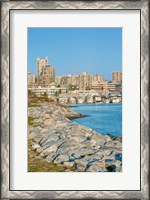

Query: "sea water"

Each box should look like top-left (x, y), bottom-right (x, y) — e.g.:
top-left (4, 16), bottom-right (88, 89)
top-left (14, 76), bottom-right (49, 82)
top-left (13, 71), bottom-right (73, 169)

top-left (70, 103), bottom-right (122, 137)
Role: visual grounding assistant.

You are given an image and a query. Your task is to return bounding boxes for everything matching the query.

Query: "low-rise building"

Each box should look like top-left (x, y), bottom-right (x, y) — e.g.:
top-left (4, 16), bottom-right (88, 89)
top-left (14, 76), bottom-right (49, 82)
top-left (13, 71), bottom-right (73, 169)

top-left (28, 86), bottom-right (67, 98)
top-left (92, 81), bottom-right (116, 91)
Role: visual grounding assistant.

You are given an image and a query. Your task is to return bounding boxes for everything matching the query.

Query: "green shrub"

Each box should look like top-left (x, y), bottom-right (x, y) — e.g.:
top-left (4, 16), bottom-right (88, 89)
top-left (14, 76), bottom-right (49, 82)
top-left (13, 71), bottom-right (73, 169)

top-left (28, 116), bottom-right (35, 126)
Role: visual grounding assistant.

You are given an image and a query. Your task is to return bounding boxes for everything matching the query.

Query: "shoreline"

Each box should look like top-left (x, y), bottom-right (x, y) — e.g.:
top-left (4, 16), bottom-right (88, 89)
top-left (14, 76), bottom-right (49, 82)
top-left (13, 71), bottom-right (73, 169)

top-left (28, 102), bottom-right (122, 172)
top-left (69, 103), bottom-right (122, 138)
top-left (68, 102), bottom-right (122, 106)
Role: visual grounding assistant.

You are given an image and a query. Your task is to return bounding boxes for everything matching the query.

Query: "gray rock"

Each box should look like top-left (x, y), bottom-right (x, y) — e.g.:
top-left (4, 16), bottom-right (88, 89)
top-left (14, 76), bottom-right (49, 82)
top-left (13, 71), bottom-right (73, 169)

top-left (36, 147), bottom-right (44, 153)
top-left (76, 164), bottom-right (86, 172)
top-left (33, 134), bottom-right (43, 143)
top-left (45, 153), bottom-right (57, 162)
top-left (32, 143), bottom-right (41, 150)
top-left (87, 160), bottom-right (106, 172)
top-left (40, 144), bottom-right (58, 156)
top-left (63, 162), bottom-right (74, 168)
top-left (44, 118), bottom-right (55, 126)
top-left (28, 132), bottom-right (37, 140)
top-left (28, 102), bottom-right (122, 172)
top-left (41, 136), bottom-right (59, 147)
top-left (54, 154), bottom-right (69, 164)
top-left (70, 136), bottom-right (86, 143)
top-left (39, 136), bottom-right (49, 145)
top-left (105, 140), bottom-right (122, 149)
top-left (87, 164), bottom-right (100, 172)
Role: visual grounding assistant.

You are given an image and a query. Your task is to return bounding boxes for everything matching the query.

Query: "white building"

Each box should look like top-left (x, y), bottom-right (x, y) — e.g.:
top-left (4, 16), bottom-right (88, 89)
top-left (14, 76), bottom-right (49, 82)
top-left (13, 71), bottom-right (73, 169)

top-left (28, 86), bottom-right (67, 98)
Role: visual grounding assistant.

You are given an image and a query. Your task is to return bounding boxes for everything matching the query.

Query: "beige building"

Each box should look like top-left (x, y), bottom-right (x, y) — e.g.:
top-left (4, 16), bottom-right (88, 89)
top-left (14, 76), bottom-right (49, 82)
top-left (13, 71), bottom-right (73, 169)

top-left (66, 74), bottom-right (78, 86)
top-left (71, 75), bottom-right (78, 86)
top-left (29, 86), bottom-right (67, 98)
top-left (77, 72), bottom-right (91, 90)
top-left (28, 72), bottom-right (35, 87)
top-left (91, 81), bottom-right (116, 91)
top-left (66, 74), bottom-right (73, 85)
top-left (112, 72), bottom-right (122, 83)
top-left (38, 76), bottom-right (54, 87)
top-left (56, 74), bottom-right (78, 88)
top-left (55, 76), bottom-right (63, 86)
top-left (37, 57), bottom-right (55, 87)
top-left (91, 74), bottom-right (103, 88)
top-left (42, 65), bottom-right (55, 78)
top-left (37, 57), bottom-right (48, 76)
top-left (55, 73), bottom-right (104, 90)
top-left (100, 81), bottom-right (116, 91)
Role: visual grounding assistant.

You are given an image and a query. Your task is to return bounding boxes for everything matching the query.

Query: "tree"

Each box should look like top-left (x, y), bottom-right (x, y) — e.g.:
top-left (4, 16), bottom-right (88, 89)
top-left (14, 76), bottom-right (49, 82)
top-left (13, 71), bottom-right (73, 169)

top-left (55, 91), bottom-right (58, 97)
top-left (58, 89), bottom-right (61, 94)
top-left (28, 89), bottom-right (37, 98)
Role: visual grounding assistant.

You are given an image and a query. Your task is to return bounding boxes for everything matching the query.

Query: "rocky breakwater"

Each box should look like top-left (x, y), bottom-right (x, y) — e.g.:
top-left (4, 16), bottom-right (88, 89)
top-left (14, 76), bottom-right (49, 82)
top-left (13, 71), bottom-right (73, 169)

top-left (28, 103), bottom-right (122, 172)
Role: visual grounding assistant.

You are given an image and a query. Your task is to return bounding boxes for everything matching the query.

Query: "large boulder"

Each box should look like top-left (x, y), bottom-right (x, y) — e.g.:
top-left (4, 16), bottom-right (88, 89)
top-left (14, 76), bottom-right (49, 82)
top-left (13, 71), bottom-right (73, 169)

top-left (68, 97), bottom-right (77, 104)
top-left (28, 131), bottom-right (37, 140)
top-left (28, 102), bottom-right (122, 172)
top-left (32, 143), bottom-right (41, 150)
top-left (63, 162), bottom-right (74, 168)
top-left (40, 144), bottom-right (58, 156)
top-left (87, 164), bottom-right (100, 172)
top-left (54, 154), bottom-right (70, 164)
top-left (77, 97), bottom-right (84, 104)
top-left (44, 118), bottom-right (55, 126)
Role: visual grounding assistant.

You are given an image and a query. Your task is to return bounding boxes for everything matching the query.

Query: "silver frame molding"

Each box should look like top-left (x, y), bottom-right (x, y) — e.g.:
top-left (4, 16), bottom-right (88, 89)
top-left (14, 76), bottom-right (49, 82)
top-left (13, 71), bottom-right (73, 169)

top-left (1, 1), bottom-right (149, 199)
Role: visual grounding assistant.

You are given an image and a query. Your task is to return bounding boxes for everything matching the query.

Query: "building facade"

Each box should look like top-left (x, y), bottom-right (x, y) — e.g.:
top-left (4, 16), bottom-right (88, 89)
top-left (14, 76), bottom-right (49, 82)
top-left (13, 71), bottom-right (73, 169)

top-left (55, 73), bottom-right (104, 90)
top-left (37, 57), bottom-right (49, 76)
top-left (112, 72), bottom-right (122, 83)
top-left (33, 56), bottom-right (122, 93)
top-left (28, 72), bottom-right (35, 87)
top-left (36, 57), bottom-right (55, 87)
top-left (28, 86), bottom-right (67, 98)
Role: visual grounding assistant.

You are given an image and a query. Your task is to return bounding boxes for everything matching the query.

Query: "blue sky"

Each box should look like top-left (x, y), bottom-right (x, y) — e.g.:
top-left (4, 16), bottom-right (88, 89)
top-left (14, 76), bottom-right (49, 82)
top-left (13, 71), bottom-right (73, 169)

top-left (28, 28), bottom-right (122, 80)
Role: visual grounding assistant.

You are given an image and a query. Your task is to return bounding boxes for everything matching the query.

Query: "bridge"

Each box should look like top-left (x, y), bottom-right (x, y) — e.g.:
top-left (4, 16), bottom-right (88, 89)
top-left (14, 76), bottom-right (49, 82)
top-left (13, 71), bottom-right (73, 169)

top-left (58, 92), bottom-right (102, 104)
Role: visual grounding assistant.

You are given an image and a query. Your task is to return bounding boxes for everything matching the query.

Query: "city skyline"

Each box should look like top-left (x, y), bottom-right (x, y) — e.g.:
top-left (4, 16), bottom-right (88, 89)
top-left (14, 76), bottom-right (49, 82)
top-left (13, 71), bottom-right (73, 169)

top-left (28, 67), bottom-right (122, 81)
top-left (28, 57), bottom-right (122, 92)
top-left (28, 28), bottom-right (122, 80)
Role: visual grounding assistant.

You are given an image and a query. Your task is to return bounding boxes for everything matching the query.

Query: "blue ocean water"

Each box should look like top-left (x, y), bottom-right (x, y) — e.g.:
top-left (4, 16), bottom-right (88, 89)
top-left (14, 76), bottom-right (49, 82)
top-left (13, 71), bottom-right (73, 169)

top-left (70, 103), bottom-right (122, 137)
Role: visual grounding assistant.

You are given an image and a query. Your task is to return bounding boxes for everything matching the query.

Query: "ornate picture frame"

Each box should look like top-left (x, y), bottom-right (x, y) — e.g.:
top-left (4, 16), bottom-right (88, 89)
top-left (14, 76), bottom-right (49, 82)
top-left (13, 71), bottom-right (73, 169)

top-left (1, 1), bottom-right (149, 199)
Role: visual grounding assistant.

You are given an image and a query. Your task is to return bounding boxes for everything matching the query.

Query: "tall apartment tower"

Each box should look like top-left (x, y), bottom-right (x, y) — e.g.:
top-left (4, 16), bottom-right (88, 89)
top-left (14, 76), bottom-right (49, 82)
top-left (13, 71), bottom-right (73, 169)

top-left (77, 72), bottom-right (91, 90)
top-left (37, 57), bottom-right (48, 76)
top-left (36, 57), bottom-right (55, 86)
top-left (28, 72), bottom-right (35, 87)
top-left (112, 72), bottom-right (122, 83)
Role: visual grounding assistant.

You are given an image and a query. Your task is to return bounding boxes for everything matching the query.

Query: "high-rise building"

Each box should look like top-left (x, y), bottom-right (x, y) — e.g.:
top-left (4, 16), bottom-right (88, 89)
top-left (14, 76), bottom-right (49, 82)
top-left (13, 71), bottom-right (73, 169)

top-left (37, 57), bottom-right (48, 76)
top-left (112, 72), bottom-right (122, 83)
top-left (55, 76), bottom-right (63, 86)
top-left (66, 74), bottom-right (78, 86)
top-left (28, 72), bottom-right (35, 87)
top-left (55, 74), bottom-right (78, 89)
top-left (91, 74), bottom-right (103, 87)
top-left (43, 65), bottom-right (55, 81)
top-left (36, 57), bottom-right (55, 86)
top-left (55, 73), bottom-right (104, 90)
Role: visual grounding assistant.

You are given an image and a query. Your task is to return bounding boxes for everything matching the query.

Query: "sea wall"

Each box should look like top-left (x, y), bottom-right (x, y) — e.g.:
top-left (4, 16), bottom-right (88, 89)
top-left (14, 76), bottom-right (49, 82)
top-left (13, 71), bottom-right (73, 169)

top-left (28, 102), bottom-right (122, 172)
